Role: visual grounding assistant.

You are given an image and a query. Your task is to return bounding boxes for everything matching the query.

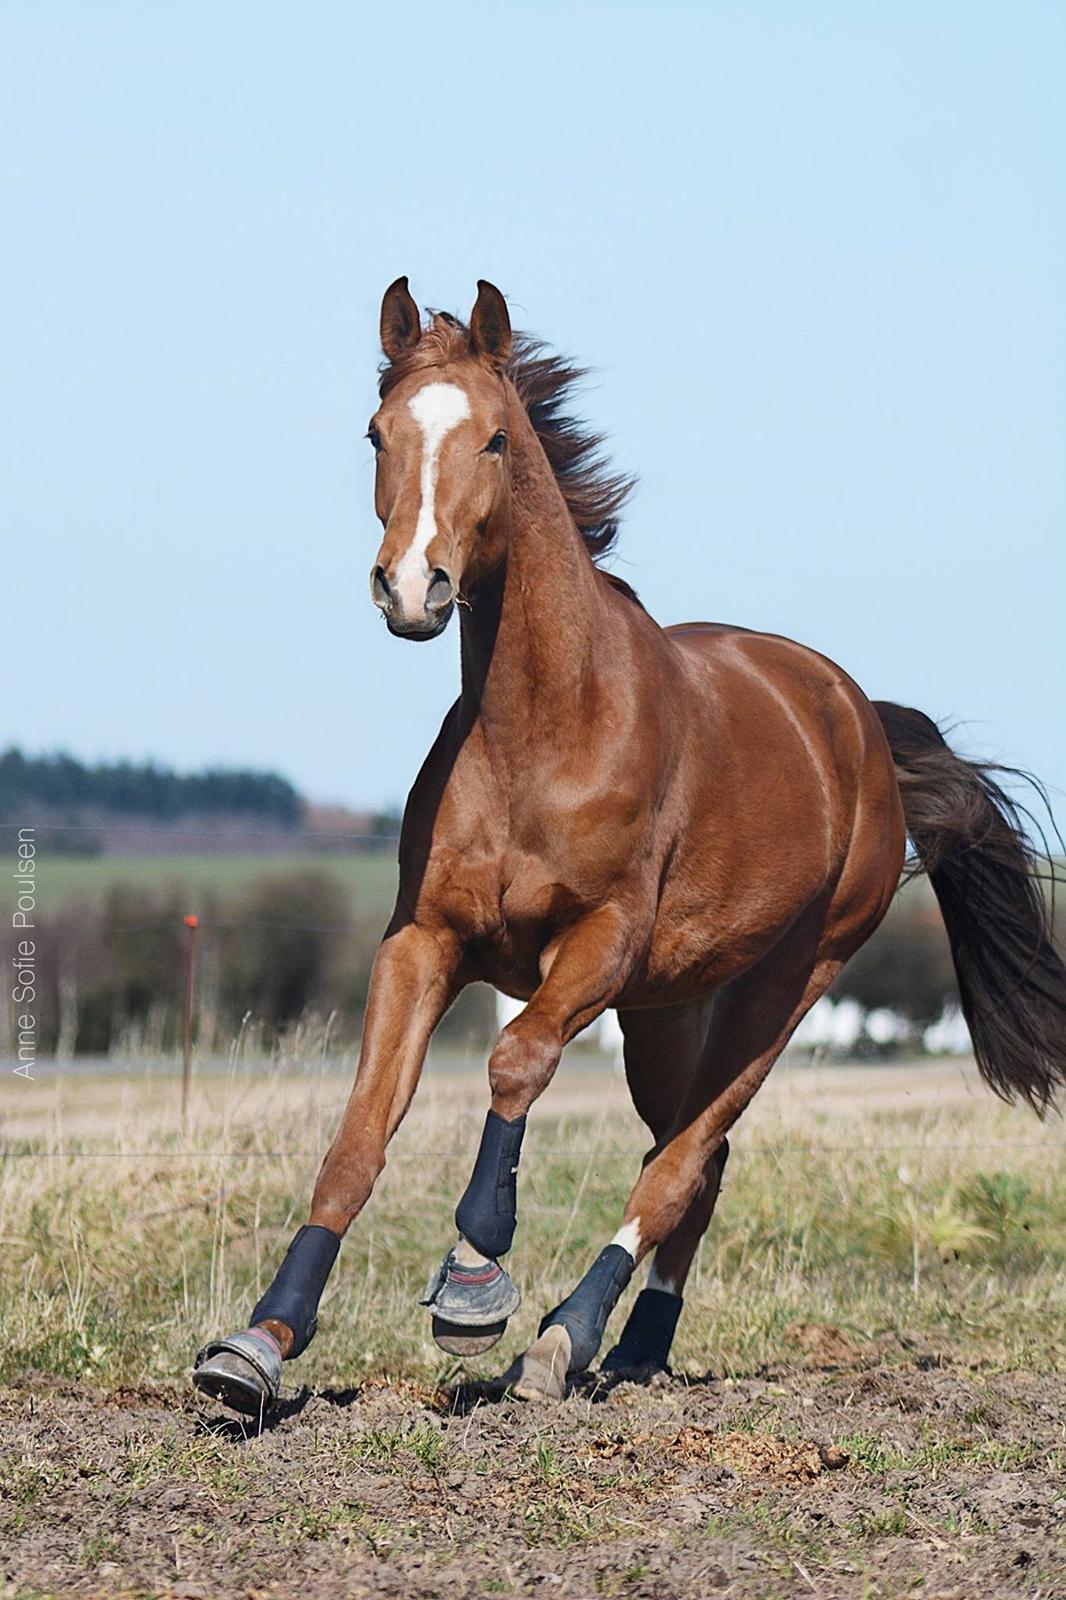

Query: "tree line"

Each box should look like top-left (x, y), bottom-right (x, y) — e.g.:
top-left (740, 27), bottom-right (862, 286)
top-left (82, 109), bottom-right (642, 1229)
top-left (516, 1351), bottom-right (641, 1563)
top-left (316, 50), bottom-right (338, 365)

top-left (0, 747), bottom-right (303, 826)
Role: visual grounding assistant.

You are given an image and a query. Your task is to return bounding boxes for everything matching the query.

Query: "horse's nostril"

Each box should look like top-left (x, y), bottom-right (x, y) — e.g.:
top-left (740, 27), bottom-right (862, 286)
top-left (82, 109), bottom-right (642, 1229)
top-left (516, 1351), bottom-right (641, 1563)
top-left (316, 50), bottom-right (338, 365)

top-left (371, 566), bottom-right (392, 610)
top-left (426, 569), bottom-right (455, 613)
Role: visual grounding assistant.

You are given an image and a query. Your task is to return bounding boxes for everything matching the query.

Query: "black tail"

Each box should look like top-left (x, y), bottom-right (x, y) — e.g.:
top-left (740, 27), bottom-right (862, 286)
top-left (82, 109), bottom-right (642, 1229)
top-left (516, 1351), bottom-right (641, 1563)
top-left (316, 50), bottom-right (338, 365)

top-left (875, 702), bottom-right (1066, 1114)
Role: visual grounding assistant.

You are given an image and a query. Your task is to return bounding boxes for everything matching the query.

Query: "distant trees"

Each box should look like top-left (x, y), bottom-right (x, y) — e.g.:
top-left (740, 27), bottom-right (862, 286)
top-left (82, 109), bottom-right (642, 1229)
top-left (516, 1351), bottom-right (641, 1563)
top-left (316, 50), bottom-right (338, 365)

top-left (831, 879), bottom-right (959, 1023)
top-left (218, 872), bottom-right (357, 1026)
top-left (0, 747), bottom-right (303, 827)
top-left (0, 869), bottom-right (494, 1057)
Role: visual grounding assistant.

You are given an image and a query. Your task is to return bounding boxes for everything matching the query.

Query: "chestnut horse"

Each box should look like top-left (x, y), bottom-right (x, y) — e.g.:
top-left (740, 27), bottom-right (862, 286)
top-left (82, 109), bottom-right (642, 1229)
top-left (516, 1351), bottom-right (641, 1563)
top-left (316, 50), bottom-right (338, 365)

top-left (193, 279), bottom-right (1066, 1412)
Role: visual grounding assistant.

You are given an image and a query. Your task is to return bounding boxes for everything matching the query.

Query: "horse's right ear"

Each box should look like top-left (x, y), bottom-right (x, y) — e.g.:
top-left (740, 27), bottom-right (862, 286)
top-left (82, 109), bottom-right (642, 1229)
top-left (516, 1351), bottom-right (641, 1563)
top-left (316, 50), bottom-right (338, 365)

top-left (380, 277), bottom-right (422, 362)
top-left (469, 280), bottom-right (512, 367)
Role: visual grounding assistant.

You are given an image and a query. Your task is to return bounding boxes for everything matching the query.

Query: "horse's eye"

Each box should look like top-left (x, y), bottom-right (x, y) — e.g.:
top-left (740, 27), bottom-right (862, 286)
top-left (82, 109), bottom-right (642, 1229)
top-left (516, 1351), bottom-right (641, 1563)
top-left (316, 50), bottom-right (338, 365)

top-left (367, 426), bottom-right (383, 453)
top-left (483, 431), bottom-right (507, 456)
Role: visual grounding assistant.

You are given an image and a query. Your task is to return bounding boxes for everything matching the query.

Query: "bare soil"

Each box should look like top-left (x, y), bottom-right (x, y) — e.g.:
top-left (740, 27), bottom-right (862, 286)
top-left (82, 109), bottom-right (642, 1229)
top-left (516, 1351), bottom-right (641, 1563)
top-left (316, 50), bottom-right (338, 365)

top-left (3, 1339), bottom-right (1064, 1600)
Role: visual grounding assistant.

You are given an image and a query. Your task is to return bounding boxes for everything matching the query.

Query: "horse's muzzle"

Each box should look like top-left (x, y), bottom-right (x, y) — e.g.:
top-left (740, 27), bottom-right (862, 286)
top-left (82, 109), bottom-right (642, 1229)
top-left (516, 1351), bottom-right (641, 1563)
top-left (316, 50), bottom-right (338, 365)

top-left (371, 564), bottom-right (455, 640)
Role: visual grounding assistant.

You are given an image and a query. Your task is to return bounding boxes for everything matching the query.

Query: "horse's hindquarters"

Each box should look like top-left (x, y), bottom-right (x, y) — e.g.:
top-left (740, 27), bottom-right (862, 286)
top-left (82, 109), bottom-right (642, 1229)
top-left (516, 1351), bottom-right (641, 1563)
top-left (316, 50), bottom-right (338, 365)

top-left (633, 628), bottom-right (904, 1003)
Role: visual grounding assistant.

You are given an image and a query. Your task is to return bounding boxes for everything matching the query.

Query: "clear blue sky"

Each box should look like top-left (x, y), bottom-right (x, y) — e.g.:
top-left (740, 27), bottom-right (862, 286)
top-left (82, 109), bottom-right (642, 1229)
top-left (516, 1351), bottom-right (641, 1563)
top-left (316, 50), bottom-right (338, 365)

top-left (5, 3), bottom-right (1064, 814)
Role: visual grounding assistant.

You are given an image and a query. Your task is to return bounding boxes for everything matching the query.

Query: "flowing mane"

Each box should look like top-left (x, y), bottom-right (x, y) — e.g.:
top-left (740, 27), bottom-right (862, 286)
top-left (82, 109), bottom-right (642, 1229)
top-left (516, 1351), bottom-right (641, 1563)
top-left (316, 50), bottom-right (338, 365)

top-left (379, 311), bottom-right (638, 595)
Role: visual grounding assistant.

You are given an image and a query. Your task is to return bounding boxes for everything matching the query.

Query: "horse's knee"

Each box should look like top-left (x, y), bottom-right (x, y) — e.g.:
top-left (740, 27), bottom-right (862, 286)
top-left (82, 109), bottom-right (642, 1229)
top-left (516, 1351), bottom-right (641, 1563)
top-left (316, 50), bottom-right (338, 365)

top-left (488, 1016), bottom-right (561, 1119)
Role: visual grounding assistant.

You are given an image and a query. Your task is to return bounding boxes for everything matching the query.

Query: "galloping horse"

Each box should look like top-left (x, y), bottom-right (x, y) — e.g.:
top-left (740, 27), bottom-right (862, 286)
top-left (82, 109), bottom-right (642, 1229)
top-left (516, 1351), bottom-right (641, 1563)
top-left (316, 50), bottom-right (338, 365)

top-left (194, 279), bottom-right (1066, 1412)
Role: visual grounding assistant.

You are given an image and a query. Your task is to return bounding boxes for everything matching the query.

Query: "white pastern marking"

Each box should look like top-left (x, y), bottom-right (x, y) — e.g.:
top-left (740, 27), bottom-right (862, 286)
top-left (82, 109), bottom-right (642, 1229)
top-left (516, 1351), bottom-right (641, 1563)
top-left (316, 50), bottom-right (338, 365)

top-left (454, 1234), bottom-right (493, 1268)
top-left (610, 1218), bottom-right (641, 1262)
top-left (646, 1256), bottom-right (680, 1296)
top-left (394, 382), bottom-right (470, 609)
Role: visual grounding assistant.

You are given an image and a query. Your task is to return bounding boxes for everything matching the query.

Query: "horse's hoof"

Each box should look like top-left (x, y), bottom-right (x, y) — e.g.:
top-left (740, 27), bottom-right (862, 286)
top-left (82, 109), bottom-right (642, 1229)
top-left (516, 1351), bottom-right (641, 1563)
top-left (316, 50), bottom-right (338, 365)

top-left (192, 1328), bottom-right (282, 1416)
top-left (500, 1324), bottom-right (572, 1402)
top-left (598, 1351), bottom-right (668, 1386)
top-left (421, 1250), bottom-right (520, 1356)
top-left (431, 1315), bottom-right (508, 1356)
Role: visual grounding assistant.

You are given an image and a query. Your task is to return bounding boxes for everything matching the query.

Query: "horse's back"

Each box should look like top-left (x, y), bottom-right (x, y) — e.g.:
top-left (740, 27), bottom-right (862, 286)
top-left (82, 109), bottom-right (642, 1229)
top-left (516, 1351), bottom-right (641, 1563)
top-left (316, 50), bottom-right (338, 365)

top-left (668, 618), bottom-right (854, 687)
top-left (665, 620), bottom-right (889, 752)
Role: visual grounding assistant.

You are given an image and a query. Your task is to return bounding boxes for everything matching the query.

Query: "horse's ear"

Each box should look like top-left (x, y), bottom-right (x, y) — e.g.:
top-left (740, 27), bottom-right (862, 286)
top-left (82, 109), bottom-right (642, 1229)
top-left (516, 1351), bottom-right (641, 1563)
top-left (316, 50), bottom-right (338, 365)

top-left (469, 280), bottom-right (512, 367)
top-left (380, 276), bottom-right (422, 362)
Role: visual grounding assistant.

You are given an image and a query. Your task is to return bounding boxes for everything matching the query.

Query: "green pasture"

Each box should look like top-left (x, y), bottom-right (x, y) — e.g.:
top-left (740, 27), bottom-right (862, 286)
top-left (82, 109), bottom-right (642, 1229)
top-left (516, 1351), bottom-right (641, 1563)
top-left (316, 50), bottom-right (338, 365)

top-left (26, 850), bottom-right (400, 921)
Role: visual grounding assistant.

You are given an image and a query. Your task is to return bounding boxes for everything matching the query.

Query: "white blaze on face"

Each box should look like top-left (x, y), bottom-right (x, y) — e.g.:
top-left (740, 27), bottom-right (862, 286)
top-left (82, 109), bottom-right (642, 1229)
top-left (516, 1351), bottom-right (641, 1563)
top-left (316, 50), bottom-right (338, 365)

top-left (393, 381), bottom-right (471, 612)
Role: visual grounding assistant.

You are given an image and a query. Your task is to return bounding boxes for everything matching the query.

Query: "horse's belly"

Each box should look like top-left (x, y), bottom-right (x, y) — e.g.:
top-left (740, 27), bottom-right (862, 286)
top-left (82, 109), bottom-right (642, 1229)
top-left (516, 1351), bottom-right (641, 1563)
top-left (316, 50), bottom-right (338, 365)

top-left (632, 914), bottom-right (779, 1003)
top-left (628, 841), bottom-right (832, 1003)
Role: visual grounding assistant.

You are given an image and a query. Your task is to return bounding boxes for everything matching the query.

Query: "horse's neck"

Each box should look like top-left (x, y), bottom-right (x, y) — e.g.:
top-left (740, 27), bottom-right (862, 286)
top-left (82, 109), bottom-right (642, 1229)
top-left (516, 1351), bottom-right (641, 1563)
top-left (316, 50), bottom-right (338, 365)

top-left (459, 393), bottom-right (605, 744)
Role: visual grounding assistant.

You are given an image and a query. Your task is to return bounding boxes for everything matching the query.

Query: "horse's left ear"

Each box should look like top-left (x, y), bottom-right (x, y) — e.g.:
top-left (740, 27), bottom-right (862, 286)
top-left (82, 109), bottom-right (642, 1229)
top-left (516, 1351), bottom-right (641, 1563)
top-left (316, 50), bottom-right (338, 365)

top-left (469, 280), bottom-right (512, 367)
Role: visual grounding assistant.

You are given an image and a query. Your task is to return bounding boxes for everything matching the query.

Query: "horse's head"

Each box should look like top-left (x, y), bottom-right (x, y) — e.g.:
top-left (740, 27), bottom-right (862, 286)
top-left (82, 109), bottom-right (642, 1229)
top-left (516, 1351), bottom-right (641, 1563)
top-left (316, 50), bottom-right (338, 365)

top-left (367, 278), bottom-right (513, 640)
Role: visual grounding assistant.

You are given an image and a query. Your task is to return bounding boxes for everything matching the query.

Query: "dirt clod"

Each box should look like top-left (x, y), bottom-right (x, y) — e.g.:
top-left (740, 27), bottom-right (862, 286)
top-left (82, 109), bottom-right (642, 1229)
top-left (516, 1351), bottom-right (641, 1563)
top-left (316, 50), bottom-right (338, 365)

top-left (785, 1320), bottom-right (867, 1367)
top-left (675, 1425), bottom-right (827, 1482)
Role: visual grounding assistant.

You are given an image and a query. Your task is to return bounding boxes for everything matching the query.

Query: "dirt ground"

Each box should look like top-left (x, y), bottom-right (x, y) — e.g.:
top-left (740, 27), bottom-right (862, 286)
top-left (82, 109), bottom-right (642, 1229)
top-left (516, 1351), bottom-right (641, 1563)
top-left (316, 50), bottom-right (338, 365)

top-left (3, 1340), bottom-right (1065, 1600)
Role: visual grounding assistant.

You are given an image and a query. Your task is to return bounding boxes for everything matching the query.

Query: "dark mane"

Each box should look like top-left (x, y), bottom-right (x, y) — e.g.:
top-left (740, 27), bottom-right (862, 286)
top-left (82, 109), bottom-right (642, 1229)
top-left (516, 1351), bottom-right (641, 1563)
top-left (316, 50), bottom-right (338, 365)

top-left (379, 313), bottom-right (639, 597)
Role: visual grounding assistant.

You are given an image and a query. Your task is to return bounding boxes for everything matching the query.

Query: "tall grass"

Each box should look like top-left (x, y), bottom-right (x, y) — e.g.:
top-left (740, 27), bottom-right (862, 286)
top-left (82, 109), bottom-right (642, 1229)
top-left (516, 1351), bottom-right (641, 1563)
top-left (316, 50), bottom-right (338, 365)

top-left (2, 1054), bottom-right (1064, 1391)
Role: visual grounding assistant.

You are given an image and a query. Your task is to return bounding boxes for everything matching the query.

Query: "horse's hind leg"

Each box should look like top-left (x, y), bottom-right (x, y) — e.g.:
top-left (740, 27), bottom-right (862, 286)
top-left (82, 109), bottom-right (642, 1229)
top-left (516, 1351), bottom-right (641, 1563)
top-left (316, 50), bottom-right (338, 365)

top-left (501, 998), bottom-right (714, 1401)
top-left (504, 922), bottom-right (844, 1399)
top-left (600, 1002), bottom-right (729, 1377)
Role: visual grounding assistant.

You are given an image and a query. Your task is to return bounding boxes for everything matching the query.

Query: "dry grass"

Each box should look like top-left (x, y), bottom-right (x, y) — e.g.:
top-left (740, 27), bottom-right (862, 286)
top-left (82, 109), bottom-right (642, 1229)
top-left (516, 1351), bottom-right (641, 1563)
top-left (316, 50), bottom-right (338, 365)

top-left (2, 1049), bottom-right (1065, 1392)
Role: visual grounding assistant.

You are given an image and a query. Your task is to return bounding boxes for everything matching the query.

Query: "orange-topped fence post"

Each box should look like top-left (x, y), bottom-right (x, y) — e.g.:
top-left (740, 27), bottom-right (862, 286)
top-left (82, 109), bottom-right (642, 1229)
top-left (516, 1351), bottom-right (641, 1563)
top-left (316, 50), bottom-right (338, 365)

top-left (181, 914), bottom-right (199, 1127)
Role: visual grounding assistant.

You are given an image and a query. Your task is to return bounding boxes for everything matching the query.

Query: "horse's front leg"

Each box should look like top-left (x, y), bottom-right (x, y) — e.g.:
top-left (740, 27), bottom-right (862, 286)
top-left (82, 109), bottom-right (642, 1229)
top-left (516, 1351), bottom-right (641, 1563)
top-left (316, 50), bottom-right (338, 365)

top-left (424, 905), bottom-right (632, 1356)
top-left (192, 919), bottom-right (461, 1414)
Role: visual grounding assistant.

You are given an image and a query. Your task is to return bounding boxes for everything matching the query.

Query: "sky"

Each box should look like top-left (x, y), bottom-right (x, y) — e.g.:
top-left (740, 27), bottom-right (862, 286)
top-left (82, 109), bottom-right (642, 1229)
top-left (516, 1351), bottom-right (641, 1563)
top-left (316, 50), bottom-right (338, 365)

top-left (5, 3), bottom-right (1065, 816)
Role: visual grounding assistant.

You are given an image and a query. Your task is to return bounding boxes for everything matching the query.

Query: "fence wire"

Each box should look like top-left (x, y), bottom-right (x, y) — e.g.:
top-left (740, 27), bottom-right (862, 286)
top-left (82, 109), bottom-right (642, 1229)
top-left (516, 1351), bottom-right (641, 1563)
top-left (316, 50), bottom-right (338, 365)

top-left (2, 1141), bottom-right (1063, 1160)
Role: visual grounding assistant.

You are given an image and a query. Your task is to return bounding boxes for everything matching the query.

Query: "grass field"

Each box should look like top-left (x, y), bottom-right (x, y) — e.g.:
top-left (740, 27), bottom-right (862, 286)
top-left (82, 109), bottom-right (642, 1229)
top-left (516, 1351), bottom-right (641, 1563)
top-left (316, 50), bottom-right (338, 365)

top-left (28, 849), bottom-right (400, 919)
top-left (2, 1054), bottom-right (1065, 1597)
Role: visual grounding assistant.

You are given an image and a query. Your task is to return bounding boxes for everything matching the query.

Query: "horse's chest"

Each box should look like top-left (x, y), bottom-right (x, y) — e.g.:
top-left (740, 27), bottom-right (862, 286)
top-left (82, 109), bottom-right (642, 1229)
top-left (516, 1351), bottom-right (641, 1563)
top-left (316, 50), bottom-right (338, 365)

top-left (498, 856), bottom-right (582, 929)
top-left (430, 845), bottom-right (585, 991)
